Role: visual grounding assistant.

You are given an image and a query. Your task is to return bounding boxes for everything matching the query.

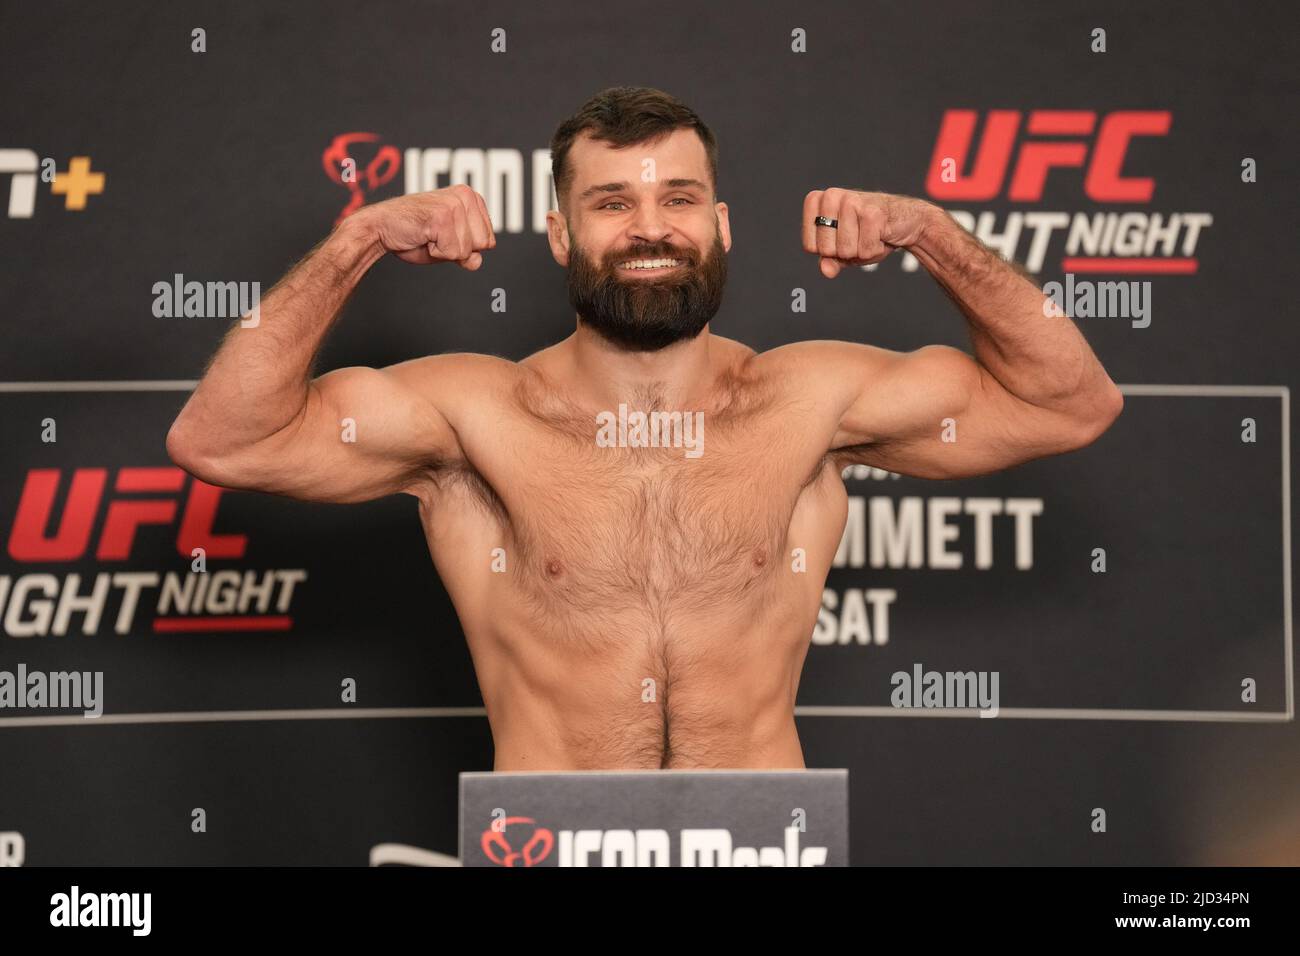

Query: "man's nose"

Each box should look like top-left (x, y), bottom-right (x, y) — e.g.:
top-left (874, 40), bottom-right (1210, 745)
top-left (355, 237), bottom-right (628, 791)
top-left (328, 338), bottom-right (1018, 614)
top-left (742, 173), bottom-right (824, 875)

top-left (628, 203), bottom-right (673, 245)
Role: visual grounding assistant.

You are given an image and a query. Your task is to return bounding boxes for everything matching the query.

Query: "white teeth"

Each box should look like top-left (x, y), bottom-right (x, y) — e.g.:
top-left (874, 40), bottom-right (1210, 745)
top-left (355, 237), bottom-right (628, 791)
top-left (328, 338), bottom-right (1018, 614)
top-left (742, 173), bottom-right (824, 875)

top-left (620, 258), bottom-right (681, 270)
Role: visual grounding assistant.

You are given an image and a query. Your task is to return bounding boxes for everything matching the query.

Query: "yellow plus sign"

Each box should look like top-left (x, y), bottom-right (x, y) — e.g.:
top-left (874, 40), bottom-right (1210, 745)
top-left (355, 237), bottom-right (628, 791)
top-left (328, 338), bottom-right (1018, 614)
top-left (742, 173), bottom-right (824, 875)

top-left (51, 157), bottom-right (106, 210)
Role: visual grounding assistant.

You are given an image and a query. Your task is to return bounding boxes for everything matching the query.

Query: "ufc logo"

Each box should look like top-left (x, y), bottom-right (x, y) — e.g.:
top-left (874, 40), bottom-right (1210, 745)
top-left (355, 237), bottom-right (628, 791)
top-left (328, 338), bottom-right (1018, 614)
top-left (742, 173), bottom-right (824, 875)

top-left (925, 110), bottom-right (1172, 202)
top-left (7, 467), bottom-right (246, 562)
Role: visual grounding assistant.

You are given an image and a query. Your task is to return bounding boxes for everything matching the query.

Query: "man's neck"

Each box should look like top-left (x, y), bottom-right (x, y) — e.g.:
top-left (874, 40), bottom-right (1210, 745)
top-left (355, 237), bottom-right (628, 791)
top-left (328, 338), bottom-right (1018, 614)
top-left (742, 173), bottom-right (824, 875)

top-left (567, 321), bottom-right (715, 411)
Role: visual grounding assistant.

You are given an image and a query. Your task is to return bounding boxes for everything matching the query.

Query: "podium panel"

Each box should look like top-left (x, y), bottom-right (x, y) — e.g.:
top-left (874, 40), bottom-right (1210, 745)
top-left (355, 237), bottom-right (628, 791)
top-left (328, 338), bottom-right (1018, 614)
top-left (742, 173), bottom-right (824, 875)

top-left (459, 770), bottom-right (849, 867)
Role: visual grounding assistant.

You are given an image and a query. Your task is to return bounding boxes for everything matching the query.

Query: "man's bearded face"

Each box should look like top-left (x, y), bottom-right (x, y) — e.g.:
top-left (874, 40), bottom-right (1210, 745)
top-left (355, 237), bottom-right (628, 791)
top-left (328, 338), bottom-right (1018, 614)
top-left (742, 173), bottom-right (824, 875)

top-left (565, 227), bottom-right (728, 352)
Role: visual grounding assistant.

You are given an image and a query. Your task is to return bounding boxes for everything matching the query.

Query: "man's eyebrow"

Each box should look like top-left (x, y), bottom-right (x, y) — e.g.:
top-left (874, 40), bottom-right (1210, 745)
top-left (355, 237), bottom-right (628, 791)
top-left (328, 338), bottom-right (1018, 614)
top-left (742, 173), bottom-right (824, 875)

top-left (576, 178), bottom-right (710, 201)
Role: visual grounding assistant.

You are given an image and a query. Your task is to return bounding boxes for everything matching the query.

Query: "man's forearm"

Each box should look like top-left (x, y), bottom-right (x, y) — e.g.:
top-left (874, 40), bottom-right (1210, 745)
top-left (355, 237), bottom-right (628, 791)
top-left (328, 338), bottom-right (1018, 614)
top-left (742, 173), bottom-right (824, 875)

top-left (170, 215), bottom-right (384, 455)
top-left (907, 202), bottom-right (1119, 413)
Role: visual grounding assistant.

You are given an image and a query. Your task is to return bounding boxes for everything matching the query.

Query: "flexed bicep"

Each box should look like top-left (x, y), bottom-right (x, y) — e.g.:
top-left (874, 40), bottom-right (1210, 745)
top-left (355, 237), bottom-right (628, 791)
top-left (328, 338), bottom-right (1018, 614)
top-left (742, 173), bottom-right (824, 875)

top-left (171, 353), bottom-right (500, 504)
top-left (833, 343), bottom-right (1111, 479)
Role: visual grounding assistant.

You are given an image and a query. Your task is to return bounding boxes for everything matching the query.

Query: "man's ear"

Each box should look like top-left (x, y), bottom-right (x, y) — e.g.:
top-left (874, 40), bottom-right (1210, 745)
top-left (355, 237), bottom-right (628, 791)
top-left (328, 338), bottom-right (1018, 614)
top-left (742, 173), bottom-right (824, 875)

top-left (546, 209), bottom-right (571, 267)
top-left (715, 200), bottom-right (732, 253)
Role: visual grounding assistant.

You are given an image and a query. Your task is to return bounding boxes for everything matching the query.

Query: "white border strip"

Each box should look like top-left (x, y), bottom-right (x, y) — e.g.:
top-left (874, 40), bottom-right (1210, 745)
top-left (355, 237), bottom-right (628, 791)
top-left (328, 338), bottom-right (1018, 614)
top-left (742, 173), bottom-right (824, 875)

top-left (0, 381), bottom-right (198, 392)
top-left (0, 707), bottom-right (487, 728)
top-left (795, 707), bottom-right (1287, 721)
top-left (0, 381), bottom-right (1291, 726)
top-left (0, 704), bottom-right (1285, 729)
top-left (1118, 384), bottom-right (1288, 398)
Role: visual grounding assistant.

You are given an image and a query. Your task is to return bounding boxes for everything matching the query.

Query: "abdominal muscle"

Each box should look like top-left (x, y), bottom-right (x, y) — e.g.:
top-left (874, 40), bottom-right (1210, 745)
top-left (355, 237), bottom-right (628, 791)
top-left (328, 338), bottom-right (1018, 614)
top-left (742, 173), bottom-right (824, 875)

top-left (419, 466), bottom-right (843, 771)
top-left (464, 585), bottom-right (818, 770)
top-left (412, 375), bottom-right (851, 770)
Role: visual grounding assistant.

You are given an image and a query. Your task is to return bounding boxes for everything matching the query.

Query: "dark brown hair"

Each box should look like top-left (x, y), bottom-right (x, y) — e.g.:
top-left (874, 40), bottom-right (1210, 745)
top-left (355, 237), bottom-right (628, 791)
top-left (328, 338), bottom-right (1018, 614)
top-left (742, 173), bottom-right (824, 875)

top-left (550, 86), bottom-right (719, 214)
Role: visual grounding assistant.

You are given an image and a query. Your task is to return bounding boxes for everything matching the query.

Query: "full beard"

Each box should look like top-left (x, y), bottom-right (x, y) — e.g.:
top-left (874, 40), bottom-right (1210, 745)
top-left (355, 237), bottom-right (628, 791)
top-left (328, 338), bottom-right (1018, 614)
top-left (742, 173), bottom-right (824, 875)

top-left (565, 232), bottom-right (728, 352)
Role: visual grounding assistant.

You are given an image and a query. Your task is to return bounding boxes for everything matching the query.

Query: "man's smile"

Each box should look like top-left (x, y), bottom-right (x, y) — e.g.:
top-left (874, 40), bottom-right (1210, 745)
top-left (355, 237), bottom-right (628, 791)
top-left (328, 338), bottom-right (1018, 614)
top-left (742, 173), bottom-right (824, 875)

top-left (614, 257), bottom-right (688, 277)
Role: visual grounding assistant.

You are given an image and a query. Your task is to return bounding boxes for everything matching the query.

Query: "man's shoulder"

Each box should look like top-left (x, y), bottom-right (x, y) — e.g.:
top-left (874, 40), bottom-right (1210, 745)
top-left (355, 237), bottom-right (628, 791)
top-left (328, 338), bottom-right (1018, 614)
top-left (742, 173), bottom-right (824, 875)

top-left (707, 332), bottom-right (757, 359)
top-left (737, 339), bottom-right (909, 419)
top-left (743, 339), bottom-right (904, 382)
top-left (388, 350), bottom-right (523, 383)
top-left (740, 338), bottom-right (842, 383)
top-left (378, 352), bottom-right (528, 417)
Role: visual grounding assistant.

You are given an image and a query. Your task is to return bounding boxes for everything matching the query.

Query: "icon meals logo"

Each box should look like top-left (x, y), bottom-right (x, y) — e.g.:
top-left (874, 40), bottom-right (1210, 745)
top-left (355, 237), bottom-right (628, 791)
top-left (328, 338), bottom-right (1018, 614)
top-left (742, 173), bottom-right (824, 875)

top-left (322, 132), bottom-right (401, 224)
top-left (481, 817), bottom-right (555, 867)
top-left (319, 132), bottom-right (558, 233)
top-left (1, 467), bottom-right (307, 638)
top-left (480, 817), bottom-right (828, 866)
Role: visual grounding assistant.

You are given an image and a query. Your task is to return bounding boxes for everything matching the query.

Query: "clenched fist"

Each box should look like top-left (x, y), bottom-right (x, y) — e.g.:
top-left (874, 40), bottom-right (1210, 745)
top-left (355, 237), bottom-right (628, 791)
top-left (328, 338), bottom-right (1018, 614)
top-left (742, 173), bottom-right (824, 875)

top-left (801, 189), bottom-right (934, 278)
top-left (353, 183), bottom-right (496, 269)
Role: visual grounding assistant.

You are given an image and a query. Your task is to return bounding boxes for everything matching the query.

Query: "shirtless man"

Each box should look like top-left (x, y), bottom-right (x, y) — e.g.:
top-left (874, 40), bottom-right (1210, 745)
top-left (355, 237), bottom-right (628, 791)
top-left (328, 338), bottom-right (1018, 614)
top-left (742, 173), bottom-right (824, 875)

top-left (166, 87), bottom-right (1122, 770)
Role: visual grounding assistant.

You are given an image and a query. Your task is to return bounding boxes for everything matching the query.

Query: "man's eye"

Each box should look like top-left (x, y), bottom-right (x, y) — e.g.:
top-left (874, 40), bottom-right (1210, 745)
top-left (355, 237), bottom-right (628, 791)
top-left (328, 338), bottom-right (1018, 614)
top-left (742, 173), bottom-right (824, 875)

top-left (600, 198), bottom-right (692, 210)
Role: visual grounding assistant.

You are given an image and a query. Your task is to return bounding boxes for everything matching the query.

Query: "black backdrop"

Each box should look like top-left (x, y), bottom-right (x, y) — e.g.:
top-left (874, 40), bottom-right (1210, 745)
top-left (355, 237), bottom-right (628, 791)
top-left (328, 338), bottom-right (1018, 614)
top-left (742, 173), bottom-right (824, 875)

top-left (1, 0), bottom-right (1297, 865)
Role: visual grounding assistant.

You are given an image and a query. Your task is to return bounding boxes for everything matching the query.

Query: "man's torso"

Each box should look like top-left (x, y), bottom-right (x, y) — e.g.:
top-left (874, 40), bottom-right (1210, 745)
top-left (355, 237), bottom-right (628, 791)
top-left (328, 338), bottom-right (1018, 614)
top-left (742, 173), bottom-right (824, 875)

top-left (407, 336), bottom-right (851, 769)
